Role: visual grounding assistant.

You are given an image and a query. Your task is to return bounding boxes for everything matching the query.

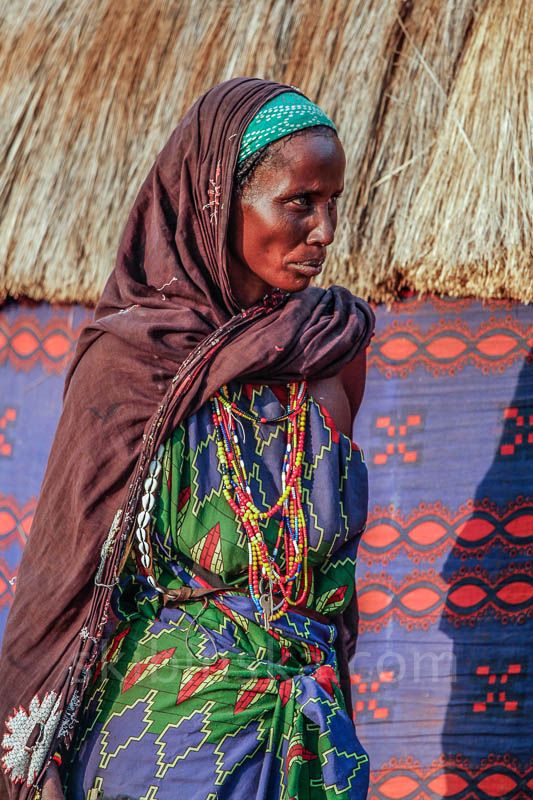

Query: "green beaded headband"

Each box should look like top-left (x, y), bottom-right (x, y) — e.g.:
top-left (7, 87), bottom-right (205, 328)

top-left (237, 91), bottom-right (337, 164)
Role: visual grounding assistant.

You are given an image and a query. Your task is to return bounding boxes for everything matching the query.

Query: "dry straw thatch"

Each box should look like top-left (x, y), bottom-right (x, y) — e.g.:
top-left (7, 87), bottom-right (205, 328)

top-left (0, 0), bottom-right (531, 305)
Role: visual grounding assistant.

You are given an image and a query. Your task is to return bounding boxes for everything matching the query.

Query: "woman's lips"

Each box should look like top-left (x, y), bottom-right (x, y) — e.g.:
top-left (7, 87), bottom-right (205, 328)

top-left (288, 260), bottom-right (324, 277)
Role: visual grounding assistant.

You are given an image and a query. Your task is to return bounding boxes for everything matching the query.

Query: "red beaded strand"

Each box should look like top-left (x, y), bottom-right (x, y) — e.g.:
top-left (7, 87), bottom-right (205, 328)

top-left (211, 383), bottom-right (309, 626)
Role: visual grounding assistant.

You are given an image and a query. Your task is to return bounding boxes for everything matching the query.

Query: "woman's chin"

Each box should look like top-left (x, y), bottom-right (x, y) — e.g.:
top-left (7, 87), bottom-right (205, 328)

top-left (283, 264), bottom-right (323, 292)
top-left (284, 275), bottom-right (314, 293)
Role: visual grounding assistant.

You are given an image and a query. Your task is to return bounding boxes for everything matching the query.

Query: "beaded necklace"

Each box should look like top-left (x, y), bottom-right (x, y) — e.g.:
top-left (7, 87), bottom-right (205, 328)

top-left (211, 383), bottom-right (309, 629)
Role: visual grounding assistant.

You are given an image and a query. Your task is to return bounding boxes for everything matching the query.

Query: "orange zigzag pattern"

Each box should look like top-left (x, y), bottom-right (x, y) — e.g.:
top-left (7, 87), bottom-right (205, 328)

top-left (368, 316), bottom-right (532, 377)
top-left (362, 499), bottom-right (533, 564)
top-left (0, 495), bottom-right (35, 546)
top-left (0, 496), bottom-right (35, 610)
top-left (358, 564), bottom-right (532, 632)
top-left (379, 294), bottom-right (517, 314)
top-left (369, 754), bottom-right (532, 800)
top-left (0, 313), bottom-right (90, 373)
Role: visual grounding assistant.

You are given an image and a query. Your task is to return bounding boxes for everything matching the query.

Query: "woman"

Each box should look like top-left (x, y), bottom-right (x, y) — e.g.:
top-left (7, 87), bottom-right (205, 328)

top-left (0, 78), bottom-right (374, 800)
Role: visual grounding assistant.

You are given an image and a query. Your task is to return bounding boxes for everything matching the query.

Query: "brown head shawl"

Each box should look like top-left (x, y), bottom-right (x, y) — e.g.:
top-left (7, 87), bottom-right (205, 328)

top-left (0, 78), bottom-right (374, 799)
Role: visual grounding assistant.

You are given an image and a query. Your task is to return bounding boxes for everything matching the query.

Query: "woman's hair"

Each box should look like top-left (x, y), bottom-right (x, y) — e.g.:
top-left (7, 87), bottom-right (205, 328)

top-left (234, 124), bottom-right (338, 195)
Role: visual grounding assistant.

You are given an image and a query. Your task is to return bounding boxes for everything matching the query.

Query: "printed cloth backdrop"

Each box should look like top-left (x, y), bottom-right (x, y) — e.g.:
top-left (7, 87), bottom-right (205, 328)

top-left (0, 296), bottom-right (531, 799)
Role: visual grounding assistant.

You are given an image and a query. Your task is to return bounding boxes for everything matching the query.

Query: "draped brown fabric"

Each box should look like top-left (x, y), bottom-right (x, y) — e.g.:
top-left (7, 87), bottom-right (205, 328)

top-left (0, 77), bottom-right (374, 800)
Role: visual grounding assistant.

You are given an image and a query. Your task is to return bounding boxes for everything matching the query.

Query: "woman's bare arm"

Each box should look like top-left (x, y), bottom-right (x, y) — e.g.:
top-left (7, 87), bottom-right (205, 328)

top-left (340, 350), bottom-right (367, 427)
top-left (41, 763), bottom-right (64, 800)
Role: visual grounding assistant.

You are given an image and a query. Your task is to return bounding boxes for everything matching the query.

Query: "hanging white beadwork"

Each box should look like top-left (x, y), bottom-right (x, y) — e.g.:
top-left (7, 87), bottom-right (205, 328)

top-left (134, 444), bottom-right (165, 591)
top-left (1, 691), bottom-right (62, 787)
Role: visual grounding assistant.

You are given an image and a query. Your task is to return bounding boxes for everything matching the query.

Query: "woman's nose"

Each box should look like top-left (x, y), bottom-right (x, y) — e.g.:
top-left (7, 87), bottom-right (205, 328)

top-left (307, 206), bottom-right (336, 246)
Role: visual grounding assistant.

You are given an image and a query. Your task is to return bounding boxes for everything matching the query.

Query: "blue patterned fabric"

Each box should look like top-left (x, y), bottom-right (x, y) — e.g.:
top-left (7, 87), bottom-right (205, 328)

top-left (1, 297), bottom-right (532, 799)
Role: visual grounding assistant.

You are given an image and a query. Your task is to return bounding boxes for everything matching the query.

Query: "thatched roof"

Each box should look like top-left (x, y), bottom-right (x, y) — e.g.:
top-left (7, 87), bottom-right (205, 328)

top-left (1, 0), bottom-right (531, 305)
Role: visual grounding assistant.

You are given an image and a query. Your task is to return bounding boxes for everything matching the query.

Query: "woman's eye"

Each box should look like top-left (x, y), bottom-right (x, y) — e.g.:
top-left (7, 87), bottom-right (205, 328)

top-left (291, 195), bottom-right (311, 207)
top-left (288, 194), bottom-right (341, 209)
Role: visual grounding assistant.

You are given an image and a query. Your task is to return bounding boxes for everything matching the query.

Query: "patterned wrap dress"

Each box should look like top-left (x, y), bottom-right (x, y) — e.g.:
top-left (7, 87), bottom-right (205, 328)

top-left (64, 383), bottom-right (370, 800)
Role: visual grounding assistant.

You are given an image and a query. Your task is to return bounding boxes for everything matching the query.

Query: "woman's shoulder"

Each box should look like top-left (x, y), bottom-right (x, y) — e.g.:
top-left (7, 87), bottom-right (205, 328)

top-left (308, 375), bottom-right (352, 439)
top-left (229, 367), bottom-right (365, 441)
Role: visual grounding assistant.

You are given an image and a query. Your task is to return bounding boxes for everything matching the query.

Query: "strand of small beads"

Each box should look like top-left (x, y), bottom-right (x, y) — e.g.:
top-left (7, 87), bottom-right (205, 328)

top-left (211, 383), bottom-right (309, 628)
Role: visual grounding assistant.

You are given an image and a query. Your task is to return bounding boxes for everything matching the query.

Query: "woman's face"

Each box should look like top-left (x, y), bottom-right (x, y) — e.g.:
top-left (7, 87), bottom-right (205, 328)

top-left (228, 130), bottom-right (346, 308)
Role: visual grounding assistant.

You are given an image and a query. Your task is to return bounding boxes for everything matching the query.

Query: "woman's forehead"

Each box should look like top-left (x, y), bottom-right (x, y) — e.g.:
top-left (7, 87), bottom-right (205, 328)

top-left (257, 131), bottom-right (345, 189)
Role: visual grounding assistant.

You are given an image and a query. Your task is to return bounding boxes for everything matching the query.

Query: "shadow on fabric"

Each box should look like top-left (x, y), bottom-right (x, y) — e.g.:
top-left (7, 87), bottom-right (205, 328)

top-left (439, 351), bottom-right (532, 799)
